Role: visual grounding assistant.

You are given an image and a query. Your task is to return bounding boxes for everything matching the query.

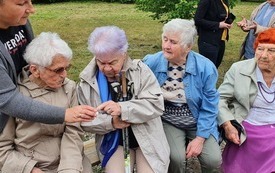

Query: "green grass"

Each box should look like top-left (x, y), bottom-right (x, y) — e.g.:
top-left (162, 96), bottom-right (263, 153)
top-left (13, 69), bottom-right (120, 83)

top-left (30, 2), bottom-right (162, 81)
top-left (30, 1), bottom-right (260, 85)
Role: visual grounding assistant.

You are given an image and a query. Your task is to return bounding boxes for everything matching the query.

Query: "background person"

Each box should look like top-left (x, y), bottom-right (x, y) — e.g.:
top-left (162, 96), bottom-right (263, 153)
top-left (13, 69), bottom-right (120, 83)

top-left (237, 0), bottom-right (275, 59)
top-left (77, 26), bottom-right (170, 173)
top-left (194, 0), bottom-right (233, 68)
top-left (218, 28), bottom-right (275, 173)
top-left (143, 18), bottom-right (221, 173)
top-left (0, 32), bottom-right (92, 173)
top-left (0, 0), bottom-right (96, 134)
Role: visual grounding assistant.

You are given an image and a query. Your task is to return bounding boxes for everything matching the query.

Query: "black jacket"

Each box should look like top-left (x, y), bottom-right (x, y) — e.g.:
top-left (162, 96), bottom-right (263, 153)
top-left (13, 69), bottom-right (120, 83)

top-left (194, 0), bottom-right (230, 45)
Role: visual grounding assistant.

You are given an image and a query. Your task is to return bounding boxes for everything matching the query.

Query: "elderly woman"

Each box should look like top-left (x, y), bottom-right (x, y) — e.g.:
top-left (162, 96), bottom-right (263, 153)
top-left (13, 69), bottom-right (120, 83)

top-left (143, 19), bottom-right (221, 173)
top-left (0, 0), bottom-right (95, 134)
top-left (0, 32), bottom-right (91, 173)
top-left (219, 28), bottom-right (275, 172)
top-left (77, 26), bottom-right (170, 173)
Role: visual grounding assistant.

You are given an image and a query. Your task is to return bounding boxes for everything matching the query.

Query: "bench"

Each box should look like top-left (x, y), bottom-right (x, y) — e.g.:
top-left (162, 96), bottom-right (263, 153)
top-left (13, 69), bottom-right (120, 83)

top-left (84, 138), bottom-right (100, 166)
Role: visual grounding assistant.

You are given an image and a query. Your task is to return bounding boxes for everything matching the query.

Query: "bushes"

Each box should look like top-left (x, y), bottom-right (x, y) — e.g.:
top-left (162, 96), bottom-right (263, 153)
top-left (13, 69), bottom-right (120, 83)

top-left (135, 0), bottom-right (239, 22)
top-left (100, 0), bottom-right (135, 3)
top-left (33, 0), bottom-right (135, 4)
top-left (32, 0), bottom-right (73, 3)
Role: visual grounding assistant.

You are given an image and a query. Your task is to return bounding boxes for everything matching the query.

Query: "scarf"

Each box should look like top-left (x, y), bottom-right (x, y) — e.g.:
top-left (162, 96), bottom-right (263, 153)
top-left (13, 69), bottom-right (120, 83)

top-left (97, 70), bottom-right (120, 167)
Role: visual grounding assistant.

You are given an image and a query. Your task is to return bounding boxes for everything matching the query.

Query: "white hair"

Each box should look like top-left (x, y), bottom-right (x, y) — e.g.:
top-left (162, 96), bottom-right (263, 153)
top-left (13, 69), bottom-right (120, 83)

top-left (162, 18), bottom-right (197, 47)
top-left (23, 32), bottom-right (73, 67)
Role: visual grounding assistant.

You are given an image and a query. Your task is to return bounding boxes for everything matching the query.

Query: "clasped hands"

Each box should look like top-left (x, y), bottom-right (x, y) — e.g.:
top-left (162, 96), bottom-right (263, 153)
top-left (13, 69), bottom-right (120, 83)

top-left (97, 100), bottom-right (130, 129)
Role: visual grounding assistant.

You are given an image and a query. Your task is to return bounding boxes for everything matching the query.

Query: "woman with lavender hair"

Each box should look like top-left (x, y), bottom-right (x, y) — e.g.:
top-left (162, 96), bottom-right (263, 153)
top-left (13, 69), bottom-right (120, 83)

top-left (77, 26), bottom-right (170, 173)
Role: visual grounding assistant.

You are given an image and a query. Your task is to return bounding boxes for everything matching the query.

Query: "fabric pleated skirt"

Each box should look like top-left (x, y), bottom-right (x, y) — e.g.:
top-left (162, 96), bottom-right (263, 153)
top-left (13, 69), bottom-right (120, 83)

top-left (222, 121), bottom-right (275, 173)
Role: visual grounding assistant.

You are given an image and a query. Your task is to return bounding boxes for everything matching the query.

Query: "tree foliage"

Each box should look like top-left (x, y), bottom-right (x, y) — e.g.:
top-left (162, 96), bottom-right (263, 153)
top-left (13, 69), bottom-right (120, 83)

top-left (33, 0), bottom-right (135, 4)
top-left (97, 0), bottom-right (135, 3)
top-left (135, 0), bottom-right (239, 22)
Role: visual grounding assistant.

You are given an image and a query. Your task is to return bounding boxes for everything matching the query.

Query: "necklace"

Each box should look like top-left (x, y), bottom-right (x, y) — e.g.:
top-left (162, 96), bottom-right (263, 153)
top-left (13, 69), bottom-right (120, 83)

top-left (257, 82), bottom-right (275, 103)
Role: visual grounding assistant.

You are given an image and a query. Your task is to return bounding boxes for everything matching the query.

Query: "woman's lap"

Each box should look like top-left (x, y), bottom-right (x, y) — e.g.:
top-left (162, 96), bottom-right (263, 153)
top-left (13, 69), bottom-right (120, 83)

top-left (222, 121), bottom-right (275, 173)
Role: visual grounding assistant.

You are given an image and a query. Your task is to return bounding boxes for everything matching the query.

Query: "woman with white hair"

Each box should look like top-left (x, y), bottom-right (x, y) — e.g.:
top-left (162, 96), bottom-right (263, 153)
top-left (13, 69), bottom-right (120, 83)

top-left (0, 32), bottom-right (91, 173)
top-left (78, 26), bottom-right (170, 173)
top-left (143, 19), bottom-right (222, 173)
top-left (0, 0), bottom-right (96, 135)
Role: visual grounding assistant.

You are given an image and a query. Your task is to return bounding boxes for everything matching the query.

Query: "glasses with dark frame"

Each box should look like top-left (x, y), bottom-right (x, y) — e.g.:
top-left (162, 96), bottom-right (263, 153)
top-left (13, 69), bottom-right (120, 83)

top-left (42, 64), bottom-right (71, 74)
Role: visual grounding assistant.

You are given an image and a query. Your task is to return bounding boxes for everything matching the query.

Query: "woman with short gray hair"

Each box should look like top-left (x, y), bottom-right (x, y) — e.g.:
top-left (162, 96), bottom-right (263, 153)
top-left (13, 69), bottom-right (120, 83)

top-left (0, 0), bottom-right (96, 135)
top-left (0, 32), bottom-right (92, 173)
top-left (143, 18), bottom-right (221, 173)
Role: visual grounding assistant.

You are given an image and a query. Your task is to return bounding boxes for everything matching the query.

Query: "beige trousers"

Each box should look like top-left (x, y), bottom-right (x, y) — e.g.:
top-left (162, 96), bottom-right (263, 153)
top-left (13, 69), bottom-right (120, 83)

top-left (105, 146), bottom-right (154, 173)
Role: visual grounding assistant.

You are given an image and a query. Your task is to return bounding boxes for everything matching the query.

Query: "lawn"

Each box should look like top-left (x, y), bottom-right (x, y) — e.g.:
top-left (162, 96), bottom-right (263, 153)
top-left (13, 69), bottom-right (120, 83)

top-left (30, 1), bottom-right (261, 86)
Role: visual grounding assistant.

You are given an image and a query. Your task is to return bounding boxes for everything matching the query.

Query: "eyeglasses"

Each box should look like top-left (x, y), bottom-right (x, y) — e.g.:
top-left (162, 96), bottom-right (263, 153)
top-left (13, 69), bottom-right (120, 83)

top-left (43, 64), bottom-right (71, 74)
top-left (256, 46), bottom-right (275, 56)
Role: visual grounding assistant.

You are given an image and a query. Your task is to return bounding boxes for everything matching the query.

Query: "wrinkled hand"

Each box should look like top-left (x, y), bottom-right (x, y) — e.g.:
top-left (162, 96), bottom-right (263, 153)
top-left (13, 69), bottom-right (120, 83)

top-left (112, 116), bottom-right (130, 129)
top-left (97, 100), bottom-right (121, 117)
top-left (186, 136), bottom-right (205, 159)
top-left (31, 167), bottom-right (44, 173)
top-left (65, 105), bottom-right (97, 123)
top-left (243, 21), bottom-right (256, 30)
top-left (236, 17), bottom-right (247, 27)
top-left (223, 121), bottom-right (240, 145)
top-left (237, 17), bottom-right (256, 31)
top-left (219, 21), bottom-right (233, 29)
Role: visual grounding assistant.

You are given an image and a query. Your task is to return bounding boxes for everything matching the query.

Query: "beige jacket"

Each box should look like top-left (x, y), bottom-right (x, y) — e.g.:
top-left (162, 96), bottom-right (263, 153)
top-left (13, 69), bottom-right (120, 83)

top-left (0, 67), bottom-right (90, 173)
top-left (77, 58), bottom-right (170, 173)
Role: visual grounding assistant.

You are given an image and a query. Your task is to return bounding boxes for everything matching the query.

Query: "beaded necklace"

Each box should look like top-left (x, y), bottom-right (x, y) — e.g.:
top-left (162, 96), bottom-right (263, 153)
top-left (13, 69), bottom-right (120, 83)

top-left (257, 82), bottom-right (275, 103)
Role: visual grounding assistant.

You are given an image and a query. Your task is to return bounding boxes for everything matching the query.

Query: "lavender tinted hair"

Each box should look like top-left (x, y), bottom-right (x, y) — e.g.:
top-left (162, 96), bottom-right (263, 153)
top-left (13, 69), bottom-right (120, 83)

top-left (87, 26), bottom-right (128, 57)
top-left (162, 18), bottom-right (197, 48)
top-left (23, 32), bottom-right (72, 67)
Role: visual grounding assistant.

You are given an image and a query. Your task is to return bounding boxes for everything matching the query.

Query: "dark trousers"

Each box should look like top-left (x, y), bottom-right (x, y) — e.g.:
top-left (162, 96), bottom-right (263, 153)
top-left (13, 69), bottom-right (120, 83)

top-left (198, 40), bottom-right (225, 68)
